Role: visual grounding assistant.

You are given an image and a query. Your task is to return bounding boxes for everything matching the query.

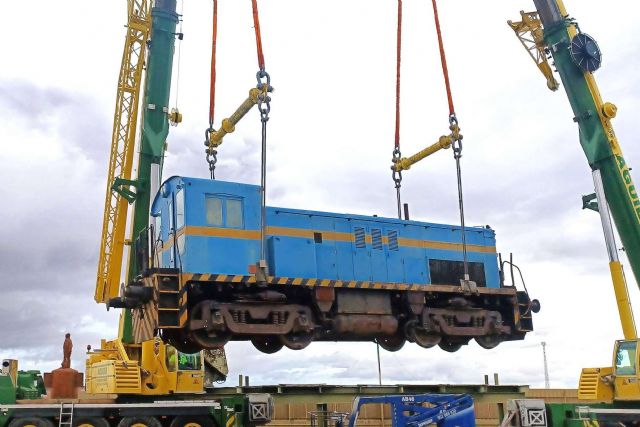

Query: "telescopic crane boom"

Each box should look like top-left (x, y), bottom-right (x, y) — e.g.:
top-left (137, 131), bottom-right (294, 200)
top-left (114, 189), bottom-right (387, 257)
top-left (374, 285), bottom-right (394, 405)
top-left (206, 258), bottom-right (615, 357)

top-left (96, 0), bottom-right (179, 341)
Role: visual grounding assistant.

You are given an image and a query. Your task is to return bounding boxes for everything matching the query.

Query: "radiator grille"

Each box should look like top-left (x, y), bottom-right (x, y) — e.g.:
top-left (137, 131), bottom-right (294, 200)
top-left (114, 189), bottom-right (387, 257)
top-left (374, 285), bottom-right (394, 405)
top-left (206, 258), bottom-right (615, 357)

top-left (371, 228), bottom-right (382, 250)
top-left (388, 230), bottom-right (399, 251)
top-left (354, 227), bottom-right (366, 248)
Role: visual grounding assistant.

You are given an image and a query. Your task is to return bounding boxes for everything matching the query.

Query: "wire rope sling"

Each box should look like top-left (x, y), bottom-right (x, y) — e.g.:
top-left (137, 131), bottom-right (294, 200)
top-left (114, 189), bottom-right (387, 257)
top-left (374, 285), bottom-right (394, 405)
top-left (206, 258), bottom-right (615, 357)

top-left (203, 0), bottom-right (273, 280)
top-left (390, 0), bottom-right (475, 293)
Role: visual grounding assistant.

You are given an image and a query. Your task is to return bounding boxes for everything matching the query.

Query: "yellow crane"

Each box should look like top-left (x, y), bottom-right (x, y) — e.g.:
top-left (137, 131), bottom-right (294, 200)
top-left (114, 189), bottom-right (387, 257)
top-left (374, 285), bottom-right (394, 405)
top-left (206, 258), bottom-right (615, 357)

top-left (89, 0), bottom-right (227, 395)
top-left (95, 0), bottom-right (152, 304)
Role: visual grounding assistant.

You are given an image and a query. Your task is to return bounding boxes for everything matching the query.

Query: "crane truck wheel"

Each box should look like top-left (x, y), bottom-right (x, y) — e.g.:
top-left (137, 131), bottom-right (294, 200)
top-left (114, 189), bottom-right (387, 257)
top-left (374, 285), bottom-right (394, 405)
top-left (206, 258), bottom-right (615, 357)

top-left (8, 418), bottom-right (54, 427)
top-left (73, 417), bottom-right (110, 427)
top-left (169, 416), bottom-right (215, 427)
top-left (116, 417), bottom-right (162, 427)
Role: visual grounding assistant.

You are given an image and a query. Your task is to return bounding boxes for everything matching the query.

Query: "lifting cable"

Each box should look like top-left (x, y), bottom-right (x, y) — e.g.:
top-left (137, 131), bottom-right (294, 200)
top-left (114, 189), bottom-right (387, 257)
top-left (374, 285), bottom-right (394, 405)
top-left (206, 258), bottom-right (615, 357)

top-left (205, 0), bottom-right (219, 179)
top-left (251, 0), bottom-right (266, 72)
top-left (202, 0), bottom-right (272, 275)
top-left (431, 0), bottom-right (471, 288)
top-left (251, 0), bottom-right (273, 270)
top-left (391, 0), bottom-right (403, 220)
top-left (431, 0), bottom-right (454, 117)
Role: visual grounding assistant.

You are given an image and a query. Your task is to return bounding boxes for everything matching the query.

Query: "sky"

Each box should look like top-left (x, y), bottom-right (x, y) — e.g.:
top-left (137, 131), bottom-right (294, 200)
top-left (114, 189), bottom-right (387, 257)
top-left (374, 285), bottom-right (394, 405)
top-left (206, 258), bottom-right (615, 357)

top-left (1, 0), bottom-right (640, 390)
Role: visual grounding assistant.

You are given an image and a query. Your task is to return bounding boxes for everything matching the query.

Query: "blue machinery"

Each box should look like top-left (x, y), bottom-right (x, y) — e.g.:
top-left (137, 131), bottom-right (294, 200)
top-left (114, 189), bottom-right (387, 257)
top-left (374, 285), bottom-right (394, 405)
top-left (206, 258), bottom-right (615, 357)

top-left (347, 394), bottom-right (475, 427)
top-left (111, 176), bottom-right (538, 354)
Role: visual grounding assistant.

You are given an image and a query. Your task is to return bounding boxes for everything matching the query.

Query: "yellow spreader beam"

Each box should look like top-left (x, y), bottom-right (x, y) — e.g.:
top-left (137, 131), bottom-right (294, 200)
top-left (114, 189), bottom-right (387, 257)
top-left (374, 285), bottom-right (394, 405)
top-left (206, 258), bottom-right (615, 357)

top-left (208, 88), bottom-right (262, 148)
top-left (391, 123), bottom-right (461, 173)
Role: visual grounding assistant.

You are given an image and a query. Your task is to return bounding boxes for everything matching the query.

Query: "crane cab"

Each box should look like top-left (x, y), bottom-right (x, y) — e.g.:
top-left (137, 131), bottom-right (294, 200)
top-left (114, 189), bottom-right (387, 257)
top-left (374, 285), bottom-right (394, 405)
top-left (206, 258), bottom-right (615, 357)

top-left (578, 339), bottom-right (640, 402)
top-left (86, 338), bottom-right (205, 395)
top-left (611, 339), bottom-right (640, 400)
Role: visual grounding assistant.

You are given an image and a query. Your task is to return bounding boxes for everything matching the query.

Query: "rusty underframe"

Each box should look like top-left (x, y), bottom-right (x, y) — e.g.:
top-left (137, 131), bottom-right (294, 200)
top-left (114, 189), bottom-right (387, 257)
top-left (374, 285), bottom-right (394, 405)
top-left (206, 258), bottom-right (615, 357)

top-left (172, 277), bottom-right (536, 354)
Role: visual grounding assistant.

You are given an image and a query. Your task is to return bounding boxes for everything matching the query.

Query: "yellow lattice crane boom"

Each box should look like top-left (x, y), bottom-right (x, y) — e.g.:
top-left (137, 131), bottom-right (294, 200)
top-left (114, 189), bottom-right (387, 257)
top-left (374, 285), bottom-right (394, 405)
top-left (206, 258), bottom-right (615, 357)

top-left (95, 0), bottom-right (152, 304)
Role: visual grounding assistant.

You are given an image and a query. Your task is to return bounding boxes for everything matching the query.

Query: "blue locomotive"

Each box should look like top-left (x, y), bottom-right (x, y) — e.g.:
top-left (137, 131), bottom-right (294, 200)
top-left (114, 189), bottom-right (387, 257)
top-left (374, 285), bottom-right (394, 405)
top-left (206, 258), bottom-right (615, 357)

top-left (122, 176), bottom-right (537, 354)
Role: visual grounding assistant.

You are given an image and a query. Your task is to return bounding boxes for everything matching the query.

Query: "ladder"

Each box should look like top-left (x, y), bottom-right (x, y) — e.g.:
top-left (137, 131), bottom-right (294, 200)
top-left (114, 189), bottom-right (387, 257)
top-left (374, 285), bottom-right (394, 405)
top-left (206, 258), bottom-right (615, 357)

top-left (58, 402), bottom-right (74, 427)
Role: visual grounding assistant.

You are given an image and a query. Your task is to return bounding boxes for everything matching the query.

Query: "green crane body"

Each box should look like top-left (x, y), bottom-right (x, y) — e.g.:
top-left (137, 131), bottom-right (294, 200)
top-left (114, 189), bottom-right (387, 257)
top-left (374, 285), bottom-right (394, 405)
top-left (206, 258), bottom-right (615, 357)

top-left (534, 0), bottom-right (640, 288)
top-left (122, 0), bottom-right (178, 342)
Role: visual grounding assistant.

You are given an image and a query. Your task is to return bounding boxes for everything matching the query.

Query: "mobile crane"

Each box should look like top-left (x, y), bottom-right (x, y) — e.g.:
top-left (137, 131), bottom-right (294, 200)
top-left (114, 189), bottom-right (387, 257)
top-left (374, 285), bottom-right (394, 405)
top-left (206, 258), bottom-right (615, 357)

top-left (506, 0), bottom-right (640, 424)
top-left (88, 0), bottom-right (232, 394)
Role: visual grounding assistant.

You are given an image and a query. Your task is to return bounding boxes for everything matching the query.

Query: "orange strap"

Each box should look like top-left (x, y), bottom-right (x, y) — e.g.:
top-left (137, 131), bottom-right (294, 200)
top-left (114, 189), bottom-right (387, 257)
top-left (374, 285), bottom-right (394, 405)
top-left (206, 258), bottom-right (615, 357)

top-left (431, 0), bottom-right (455, 116)
top-left (251, 0), bottom-right (266, 71)
top-left (394, 0), bottom-right (402, 148)
top-left (208, 0), bottom-right (218, 127)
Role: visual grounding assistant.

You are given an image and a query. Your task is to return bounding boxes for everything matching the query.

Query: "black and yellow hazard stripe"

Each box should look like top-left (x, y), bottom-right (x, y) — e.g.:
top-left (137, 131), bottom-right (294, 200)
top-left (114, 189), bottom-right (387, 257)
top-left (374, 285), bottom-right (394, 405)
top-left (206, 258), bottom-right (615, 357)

top-left (180, 273), bottom-right (477, 292)
top-left (178, 277), bottom-right (189, 327)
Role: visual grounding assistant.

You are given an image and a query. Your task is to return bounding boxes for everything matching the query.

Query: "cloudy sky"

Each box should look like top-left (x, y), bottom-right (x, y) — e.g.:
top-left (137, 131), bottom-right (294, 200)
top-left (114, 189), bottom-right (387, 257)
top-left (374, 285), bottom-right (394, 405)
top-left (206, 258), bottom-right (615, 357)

top-left (2, 0), bottom-right (640, 390)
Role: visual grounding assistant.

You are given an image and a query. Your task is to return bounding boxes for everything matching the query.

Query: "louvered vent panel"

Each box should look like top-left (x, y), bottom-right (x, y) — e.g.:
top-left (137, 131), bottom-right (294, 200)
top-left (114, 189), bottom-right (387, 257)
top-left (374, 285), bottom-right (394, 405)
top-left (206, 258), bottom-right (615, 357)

top-left (388, 230), bottom-right (399, 251)
top-left (372, 228), bottom-right (382, 249)
top-left (354, 227), bottom-right (366, 248)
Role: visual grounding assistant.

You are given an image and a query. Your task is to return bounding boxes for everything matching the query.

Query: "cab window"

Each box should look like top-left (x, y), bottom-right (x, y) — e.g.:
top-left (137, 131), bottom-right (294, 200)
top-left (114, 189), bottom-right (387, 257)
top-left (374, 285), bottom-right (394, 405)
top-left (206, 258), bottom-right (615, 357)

top-left (154, 214), bottom-right (162, 242)
top-left (168, 200), bottom-right (174, 231)
top-left (226, 199), bottom-right (243, 228)
top-left (205, 195), bottom-right (243, 228)
top-left (616, 341), bottom-right (637, 376)
top-left (178, 352), bottom-right (202, 371)
top-left (175, 188), bottom-right (185, 229)
top-left (205, 197), bottom-right (223, 226)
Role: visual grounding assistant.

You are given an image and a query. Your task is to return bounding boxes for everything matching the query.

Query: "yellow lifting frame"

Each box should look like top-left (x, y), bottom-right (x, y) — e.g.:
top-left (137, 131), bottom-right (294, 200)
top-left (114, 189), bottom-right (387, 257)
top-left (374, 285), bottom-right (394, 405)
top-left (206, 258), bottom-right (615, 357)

top-left (508, 11), bottom-right (560, 92)
top-left (208, 87), bottom-right (262, 148)
top-left (95, 0), bottom-right (153, 304)
top-left (391, 123), bottom-right (461, 173)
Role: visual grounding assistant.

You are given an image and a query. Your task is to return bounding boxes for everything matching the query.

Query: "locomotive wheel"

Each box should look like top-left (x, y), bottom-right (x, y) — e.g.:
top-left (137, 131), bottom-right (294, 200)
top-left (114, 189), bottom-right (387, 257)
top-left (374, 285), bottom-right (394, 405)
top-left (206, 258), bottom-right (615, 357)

top-left (376, 335), bottom-right (405, 352)
top-left (251, 336), bottom-right (284, 354)
top-left (189, 329), bottom-right (230, 349)
top-left (412, 328), bottom-right (441, 349)
top-left (438, 338), bottom-right (469, 353)
top-left (162, 329), bottom-right (201, 354)
top-left (475, 335), bottom-right (502, 350)
top-left (438, 341), bottom-right (462, 352)
top-left (279, 330), bottom-right (314, 350)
